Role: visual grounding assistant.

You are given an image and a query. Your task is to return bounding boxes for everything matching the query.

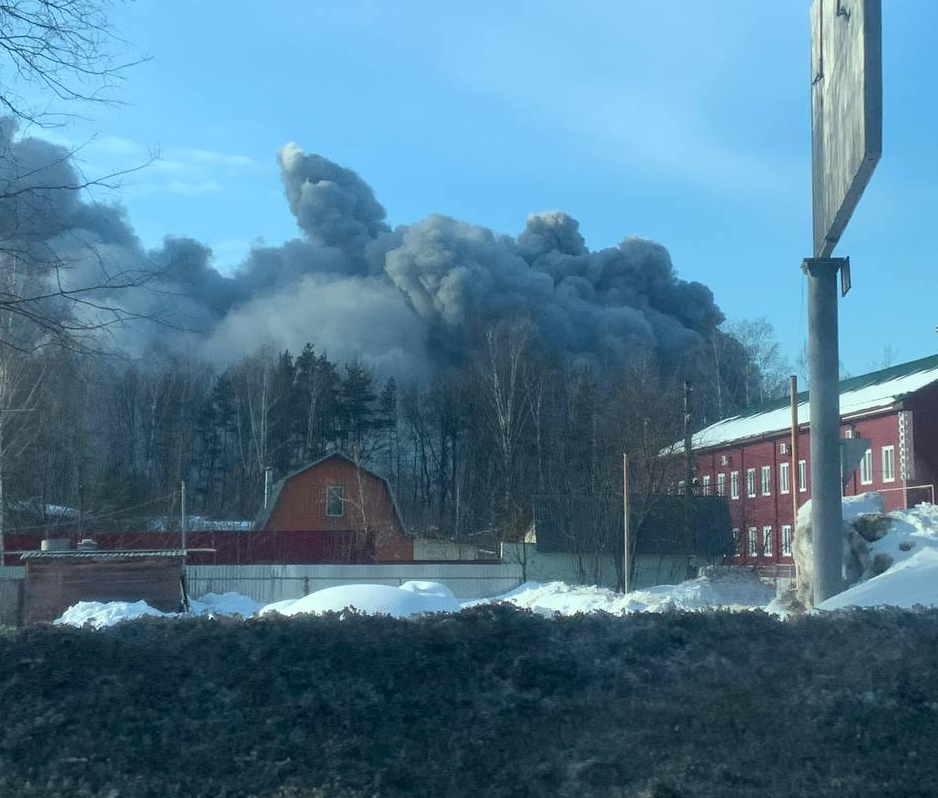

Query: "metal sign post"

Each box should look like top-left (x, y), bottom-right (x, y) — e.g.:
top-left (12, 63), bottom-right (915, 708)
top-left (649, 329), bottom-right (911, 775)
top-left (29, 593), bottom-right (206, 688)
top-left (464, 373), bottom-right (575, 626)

top-left (807, 0), bottom-right (881, 604)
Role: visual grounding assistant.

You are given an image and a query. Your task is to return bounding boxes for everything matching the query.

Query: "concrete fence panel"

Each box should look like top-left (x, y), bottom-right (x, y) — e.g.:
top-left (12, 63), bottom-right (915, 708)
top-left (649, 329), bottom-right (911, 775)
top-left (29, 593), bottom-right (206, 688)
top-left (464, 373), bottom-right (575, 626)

top-left (186, 563), bottom-right (523, 604)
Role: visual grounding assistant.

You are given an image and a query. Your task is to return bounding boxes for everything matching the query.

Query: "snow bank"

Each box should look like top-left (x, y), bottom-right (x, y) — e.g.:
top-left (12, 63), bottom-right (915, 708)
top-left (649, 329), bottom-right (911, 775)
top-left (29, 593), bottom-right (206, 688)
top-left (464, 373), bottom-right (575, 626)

top-left (474, 567), bottom-right (775, 617)
top-left (54, 600), bottom-right (169, 629)
top-left (817, 502), bottom-right (938, 611)
top-left (257, 598), bottom-right (298, 616)
top-left (818, 547), bottom-right (938, 611)
top-left (189, 592), bottom-right (263, 618)
top-left (270, 582), bottom-right (461, 618)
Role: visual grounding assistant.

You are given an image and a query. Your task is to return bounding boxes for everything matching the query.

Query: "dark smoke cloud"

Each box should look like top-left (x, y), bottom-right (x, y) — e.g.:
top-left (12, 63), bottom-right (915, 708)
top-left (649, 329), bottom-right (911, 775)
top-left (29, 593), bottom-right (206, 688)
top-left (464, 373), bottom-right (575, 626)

top-left (2, 128), bottom-right (725, 375)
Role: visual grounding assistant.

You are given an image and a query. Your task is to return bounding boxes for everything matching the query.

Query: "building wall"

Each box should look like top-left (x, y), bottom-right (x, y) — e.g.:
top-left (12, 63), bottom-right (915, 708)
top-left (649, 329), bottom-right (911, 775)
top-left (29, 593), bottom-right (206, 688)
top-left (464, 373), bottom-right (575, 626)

top-left (692, 407), bottom-right (934, 567)
top-left (24, 558), bottom-right (183, 625)
top-left (187, 562), bottom-right (522, 603)
top-left (262, 456), bottom-right (413, 562)
top-left (905, 382), bottom-right (938, 502)
top-left (500, 543), bottom-right (722, 591)
top-left (413, 539), bottom-right (486, 561)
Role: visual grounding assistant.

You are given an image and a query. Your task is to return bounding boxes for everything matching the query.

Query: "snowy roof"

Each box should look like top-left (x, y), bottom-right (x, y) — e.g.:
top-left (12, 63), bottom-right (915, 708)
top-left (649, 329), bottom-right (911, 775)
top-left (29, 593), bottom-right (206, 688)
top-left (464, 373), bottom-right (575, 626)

top-left (675, 352), bottom-right (938, 453)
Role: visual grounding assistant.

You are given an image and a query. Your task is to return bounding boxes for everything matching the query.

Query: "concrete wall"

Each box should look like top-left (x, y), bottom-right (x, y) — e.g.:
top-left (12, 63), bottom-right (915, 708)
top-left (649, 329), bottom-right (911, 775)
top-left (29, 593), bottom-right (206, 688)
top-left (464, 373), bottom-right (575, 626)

top-left (412, 539), bottom-right (485, 561)
top-left (500, 543), bottom-right (718, 591)
top-left (186, 563), bottom-right (522, 604)
top-left (0, 562), bottom-right (523, 624)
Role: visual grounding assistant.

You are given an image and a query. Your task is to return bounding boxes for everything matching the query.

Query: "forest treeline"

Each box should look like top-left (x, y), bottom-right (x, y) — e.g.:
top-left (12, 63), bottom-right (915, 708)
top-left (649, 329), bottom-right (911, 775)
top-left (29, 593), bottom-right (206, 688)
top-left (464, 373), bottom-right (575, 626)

top-left (0, 317), bottom-right (790, 543)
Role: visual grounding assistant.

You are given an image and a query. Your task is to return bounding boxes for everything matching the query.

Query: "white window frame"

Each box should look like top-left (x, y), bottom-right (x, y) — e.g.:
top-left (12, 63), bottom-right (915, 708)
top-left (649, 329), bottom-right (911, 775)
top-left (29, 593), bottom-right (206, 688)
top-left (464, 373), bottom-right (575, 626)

top-left (730, 471), bottom-right (739, 500)
top-left (859, 448), bottom-right (873, 485)
top-left (882, 445), bottom-right (896, 483)
top-left (762, 526), bottom-right (773, 557)
top-left (781, 524), bottom-right (793, 557)
top-left (798, 459), bottom-right (807, 493)
top-left (747, 527), bottom-right (758, 557)
top-left (732, 528), bottom-right (740, 557)
top-left (325, 485), bottom-right (346, 517)
top-left (779, 462), bottom-right (791, 495)
top-left (702, 475), bottom-right (711, 496)
top-left (761, 465), bottom-right (771, 496)
top-left (717, 473), bottom-right (726, 497)
top-left (779, 442), bottom-right (788, 455)
top-left (746, 468), bottom-right (756, 498)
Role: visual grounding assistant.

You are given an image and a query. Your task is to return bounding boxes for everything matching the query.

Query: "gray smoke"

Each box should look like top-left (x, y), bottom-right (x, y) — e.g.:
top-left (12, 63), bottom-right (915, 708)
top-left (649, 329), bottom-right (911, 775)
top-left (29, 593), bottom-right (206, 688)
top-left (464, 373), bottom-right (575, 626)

top-left (2, 128), bottom-right (725, 375)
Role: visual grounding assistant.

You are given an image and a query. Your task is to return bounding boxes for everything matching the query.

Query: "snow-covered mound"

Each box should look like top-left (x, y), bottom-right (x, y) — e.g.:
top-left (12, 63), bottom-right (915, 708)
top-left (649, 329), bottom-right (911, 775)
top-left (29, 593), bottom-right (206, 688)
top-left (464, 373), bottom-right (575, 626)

top-left (270, 582), bottom-right (461, 618)
top-left (54, 600), bottom-right (169, 629)
top-left (189, 591), bottom-right (263, 618)
top-left (817, 502), bottom-right (938, 611)
top-left (475, 567), bottom-right (775, 616)
top-left (257, 598), bottom-right (298, 616)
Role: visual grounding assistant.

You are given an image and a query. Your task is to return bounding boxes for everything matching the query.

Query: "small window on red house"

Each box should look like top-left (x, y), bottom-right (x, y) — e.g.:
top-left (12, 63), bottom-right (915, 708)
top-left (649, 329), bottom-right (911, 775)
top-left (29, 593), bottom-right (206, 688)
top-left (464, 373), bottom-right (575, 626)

top-left (326, 485), bottom-right (345, 517)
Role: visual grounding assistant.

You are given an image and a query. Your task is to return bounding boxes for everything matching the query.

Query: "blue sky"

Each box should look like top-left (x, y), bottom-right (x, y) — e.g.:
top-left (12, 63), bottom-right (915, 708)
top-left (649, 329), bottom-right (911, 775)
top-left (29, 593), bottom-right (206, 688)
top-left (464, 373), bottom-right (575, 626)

top-left (42, 0), bottom-right (938, 374)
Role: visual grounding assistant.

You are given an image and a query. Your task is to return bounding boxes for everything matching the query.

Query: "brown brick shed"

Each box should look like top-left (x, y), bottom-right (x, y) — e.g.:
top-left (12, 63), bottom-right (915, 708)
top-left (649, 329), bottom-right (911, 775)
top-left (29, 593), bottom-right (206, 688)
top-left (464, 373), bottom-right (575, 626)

top-left (255, 454), bottom-right (413, 562)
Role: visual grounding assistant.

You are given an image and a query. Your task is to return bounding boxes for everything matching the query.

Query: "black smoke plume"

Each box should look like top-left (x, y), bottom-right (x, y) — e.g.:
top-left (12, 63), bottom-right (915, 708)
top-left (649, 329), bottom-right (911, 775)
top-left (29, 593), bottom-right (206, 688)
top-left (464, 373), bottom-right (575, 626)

top-left (2, 126), bottom-right (726, 376)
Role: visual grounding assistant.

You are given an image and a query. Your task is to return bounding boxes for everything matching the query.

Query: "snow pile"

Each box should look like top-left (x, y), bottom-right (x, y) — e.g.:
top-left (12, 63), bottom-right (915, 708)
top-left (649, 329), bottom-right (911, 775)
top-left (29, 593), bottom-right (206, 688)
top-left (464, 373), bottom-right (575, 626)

top-left (476, 567), bottom-right (775, 616)
top-left (269, 581), bottom-right (461, 618)
top-left (189, 592), bottom-right (264, 618)
top-left (817, 502), bottom-right (938, 611)
top-left (257, 598), bottom-right (298, 617)
top-left (54, 600), bottom-right (169, 629)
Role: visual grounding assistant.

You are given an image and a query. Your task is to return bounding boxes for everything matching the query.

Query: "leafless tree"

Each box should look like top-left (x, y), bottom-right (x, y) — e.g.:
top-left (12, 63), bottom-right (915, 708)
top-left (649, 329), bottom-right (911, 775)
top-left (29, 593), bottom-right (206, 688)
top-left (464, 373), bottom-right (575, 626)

top-left (0, 0), bottom-right (142, 128)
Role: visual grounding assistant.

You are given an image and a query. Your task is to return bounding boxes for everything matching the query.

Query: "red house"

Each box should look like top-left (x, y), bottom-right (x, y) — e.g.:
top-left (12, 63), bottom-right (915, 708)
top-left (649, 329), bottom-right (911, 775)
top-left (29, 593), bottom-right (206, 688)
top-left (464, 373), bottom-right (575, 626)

top-left (681, 353), bottom-right (938, 571)
top-left (255, 453), bottom-right (414, 562)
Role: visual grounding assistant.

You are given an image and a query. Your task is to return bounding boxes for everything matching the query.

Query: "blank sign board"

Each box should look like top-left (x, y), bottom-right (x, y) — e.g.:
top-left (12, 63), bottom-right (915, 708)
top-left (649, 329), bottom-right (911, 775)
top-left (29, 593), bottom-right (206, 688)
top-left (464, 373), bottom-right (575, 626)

top-left (811, 0), bottom-right (882, 259)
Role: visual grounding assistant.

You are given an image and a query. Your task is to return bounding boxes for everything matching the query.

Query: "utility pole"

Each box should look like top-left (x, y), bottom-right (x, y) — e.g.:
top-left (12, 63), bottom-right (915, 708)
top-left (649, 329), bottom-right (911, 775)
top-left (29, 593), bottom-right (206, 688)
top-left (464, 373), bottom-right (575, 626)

top-left (622, 452), bottom-right (631, 594)
top-left (683, 380), bottom-right (697, 576)
top-left (180, 480), bottom-right (187, 557)
top-left (790, 375), bottom-right (801, 529)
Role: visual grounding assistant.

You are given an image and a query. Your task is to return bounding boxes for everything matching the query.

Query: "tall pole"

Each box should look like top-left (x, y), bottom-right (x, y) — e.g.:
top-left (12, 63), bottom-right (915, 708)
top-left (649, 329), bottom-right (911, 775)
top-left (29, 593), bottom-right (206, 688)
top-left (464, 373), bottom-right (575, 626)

top-left (180, 480), bottom-right (187, 557)
top-left (803, 258), bottom-right (846, 603)
top-left (622, 453), bottom-right (630, 594)
top-left (790, 375), bottom-right (800, 529)
top-left (683, 381), bottom-right (696, 573)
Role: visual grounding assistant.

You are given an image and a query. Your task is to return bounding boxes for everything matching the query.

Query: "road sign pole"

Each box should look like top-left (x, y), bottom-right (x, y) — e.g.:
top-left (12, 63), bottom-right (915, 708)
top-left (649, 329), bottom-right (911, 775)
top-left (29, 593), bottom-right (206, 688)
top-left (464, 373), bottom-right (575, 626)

top-left (803, 257), bottom-right (846, 603)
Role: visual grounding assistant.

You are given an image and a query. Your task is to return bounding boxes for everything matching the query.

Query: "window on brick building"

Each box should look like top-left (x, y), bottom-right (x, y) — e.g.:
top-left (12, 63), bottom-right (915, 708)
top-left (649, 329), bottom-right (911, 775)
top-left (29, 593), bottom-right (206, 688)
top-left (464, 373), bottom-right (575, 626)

top-left (702, 475), bottom-right (711, 495)
top-left (732, 528), bottom-right (740, 556)
top-left (748, 527), bottom-right (758, 557)
top-left (763, 526), bottom-right (773, 557)
top-left (882, 445), bottom-right (896, 483)
top-left (781, 525), bottom-right (793, 557)
top-left (325, 485), bottom-right (346, 517)
top-left (746, 468), bottom-right (756, 498)
top-left (798, 459), bottom-right (807, 493)
top-left (717, 473), bottom-right (726, 497)
top-left (761, 465), bottom-right (771, 496)
top-left (860, 449), bottom-right (873, 485)
top-left (730, 471), bottom-right (739, 500)
top-left (780, 462), bottom-right (791, 494)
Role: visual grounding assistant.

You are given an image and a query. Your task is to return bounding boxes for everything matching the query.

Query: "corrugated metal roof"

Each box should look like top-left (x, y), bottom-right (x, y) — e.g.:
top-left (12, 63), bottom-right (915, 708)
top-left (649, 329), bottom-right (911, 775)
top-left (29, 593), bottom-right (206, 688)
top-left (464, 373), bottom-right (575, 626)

top-left (20, 549), bottom-right (190, 560)
top-left (672, 352), bottom-right (938, 454)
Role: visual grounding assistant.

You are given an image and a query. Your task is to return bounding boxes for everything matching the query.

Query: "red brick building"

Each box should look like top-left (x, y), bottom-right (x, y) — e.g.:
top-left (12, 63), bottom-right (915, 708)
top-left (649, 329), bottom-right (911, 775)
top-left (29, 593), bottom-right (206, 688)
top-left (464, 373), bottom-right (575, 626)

top-left (254, 453), bottom-right (414, 562)
top-left (681, 354), bottom-right (938, 569)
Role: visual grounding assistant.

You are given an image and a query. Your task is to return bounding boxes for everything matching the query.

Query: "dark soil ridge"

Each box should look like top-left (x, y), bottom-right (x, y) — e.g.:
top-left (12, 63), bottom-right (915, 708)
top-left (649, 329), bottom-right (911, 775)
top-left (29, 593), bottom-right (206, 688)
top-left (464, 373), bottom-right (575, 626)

top-left (1, 604), bottom-right (935, 798)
